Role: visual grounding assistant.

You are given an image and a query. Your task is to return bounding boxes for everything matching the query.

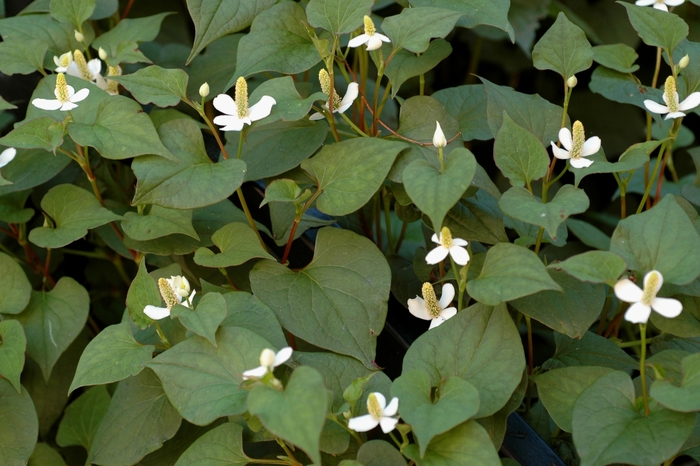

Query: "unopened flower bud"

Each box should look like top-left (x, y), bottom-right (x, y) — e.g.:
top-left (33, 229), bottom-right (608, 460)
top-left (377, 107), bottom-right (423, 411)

top-left (98, 47), bottom-right (108, 61)
top-left (259, 348), bottom-right (276, 367)
top-left (74, 30), bottom-right (84, 42)
top-left (567, 75), bottom-right (578, 88)
top-left (433, 121), bottom-right (446, 148)
top-left (680, 54), bottom-right (690, 69)
top-left (199, 82), bottom-right (210, 98)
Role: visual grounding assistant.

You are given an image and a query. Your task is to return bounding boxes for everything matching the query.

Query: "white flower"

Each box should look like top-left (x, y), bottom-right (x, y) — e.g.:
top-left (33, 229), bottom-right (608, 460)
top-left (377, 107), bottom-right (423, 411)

top-left (433, 121), bottom-right (447, 148)
top-left (74, 30), bottom-right (84, 42)
top-left (53, 52), bottom-right (73, 73)
top-left (348, 392), bottom-right (399, 433)
top-left (309, 69), bottom-right (359, 120)
top-left (199, 82), bottom-right (210, 98)
top-left (635, 0), bottom-right (684, 12)
top-left (95, 65), bottom-right (122, 96)
top-left (66, 49), bottom-right (101, 83)
top-left (426, 226), bottom-right (469, 265)
top-left (0, 147), bottom-right (17, 169)
top-left (408, 282), bottom-right (457, 329)
top-left (550, 121), bottom-right (600, 169)
top-left (32, 73), bottom-right (89, 111)
top-left (213, 76), bottom-right (276, 131)
top-left (143, 276), bottom-right (196, 320)
top-left (242, 347), bottom-right (293, 380)
top-left (348, 15), bottom-right (391, 51)
top-left (644, 76), bottom-right (700, 120)
top-left (614, 270), bottom-right (683, 324)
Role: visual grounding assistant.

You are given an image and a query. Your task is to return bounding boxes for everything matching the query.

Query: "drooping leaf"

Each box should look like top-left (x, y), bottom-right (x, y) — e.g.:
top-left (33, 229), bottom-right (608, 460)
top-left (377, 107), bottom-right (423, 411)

top-left (92, 13), bottom-right (170, 65)
top-left (171, 292), bottom-right (227, 347)
top-left (620, 2), bottom-right (688, 53)
top-left (493, 112), bottom-right (550, 188)
top-left (56, 385), bottom-right (111, 450)
top-left (0, 148), bottom-right (70, 197)
top-left (532, 12), bottom-right (593, 80)
top-left (403, 420), bottom-right (501, 466)
top-left (543, 332), bottom-right (637, 371)
top-left (110, 65), bottom-right (188, 107)
top-left (306, 0), bottom-right (373, 34)
top-left (0, 14), bottom-right (86, 62)
top-left (0, 320), bottom-right (26, 393)
top-left (566, 218), bottom-right (611, 250)
top-left (0, 251), bottom-right (32, 315)
top-left (173, 422), bottom-right (250, 466)
top-left (382, 7), bottom-right (462, 54)
top-left (551, 251), bottom-right (628, 284)
top-left (589, 66), bottom-right (664, 115)
top-left (0, 379), bottom-right (38, 465)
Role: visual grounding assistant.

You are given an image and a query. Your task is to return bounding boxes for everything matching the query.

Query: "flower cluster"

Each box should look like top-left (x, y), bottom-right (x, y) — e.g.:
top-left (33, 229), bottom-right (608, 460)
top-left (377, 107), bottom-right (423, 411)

top-left (144, 275), bottom-right (196, 320)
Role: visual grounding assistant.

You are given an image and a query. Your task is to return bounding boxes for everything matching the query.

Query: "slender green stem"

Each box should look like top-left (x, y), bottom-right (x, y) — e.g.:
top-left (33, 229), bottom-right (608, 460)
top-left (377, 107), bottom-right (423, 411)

top-left (339, 112), bottom-right (369, 137)
top-left (419, 72), bottom-right (425, 95)
top-left (526, 315), bottom-right (534, 375)
top-left (534, 228), bottom-right (545, 255)
top-left (281, 189), bottom-right (323, 265)
top-left (246, 459), bottom-right (291, 465)
top-left (276, 439), bottom-right (301, 466)
top-left (383, 189), bottom-right (395, 253)
top-left (449, 256), bottom-right (465, 310)
top-left (395, 221), bottom-right (408, 254)
top-left (236, 128), bottom-right (244, 160)
top-left (389, 431), bottom-right (402, 449)
top-left (154, 321), bottom-right (171, 349)
top-left (636, 141), bottom-right (667, 214)
top-left (640, 323), bottom-right (650, 416)
top-left (547, 163), bottom-right (569, 188)
top-left (375, 81), bottom-right (392, 121)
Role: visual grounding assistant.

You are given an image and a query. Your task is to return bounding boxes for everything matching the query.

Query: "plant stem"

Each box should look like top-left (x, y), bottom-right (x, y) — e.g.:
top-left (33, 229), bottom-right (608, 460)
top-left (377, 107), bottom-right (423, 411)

top-left (526, 315), bottom-right (534, 375)
top-left (636, 141), bottom-right (668, 214)
top-left (154, 321), bottom-right (171, 349)
top-left (639, 323), bottom-right (650, 416)
top-left (339, 111), bottom-right (369, 137)
top-left (395, 221), bottom-right (408, 254)
top-left (383, 189), bottom-right (395, 253)
top-left (534, 228), bottom-right (545, 255)
top-left (280, 189), bottom-right (322, 265)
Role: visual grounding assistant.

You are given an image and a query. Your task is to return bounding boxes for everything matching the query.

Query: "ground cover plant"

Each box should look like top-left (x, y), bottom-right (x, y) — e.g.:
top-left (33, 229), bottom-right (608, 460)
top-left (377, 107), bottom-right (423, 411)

top-left (4, 0), bottom-right (700, 465)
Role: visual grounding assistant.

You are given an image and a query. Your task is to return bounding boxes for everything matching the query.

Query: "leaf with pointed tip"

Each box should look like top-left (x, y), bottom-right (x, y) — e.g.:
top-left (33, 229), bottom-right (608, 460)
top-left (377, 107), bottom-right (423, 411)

top-left (0, 379), bottom-right (38, 465)
top-left (0, 38), bottom-right (47, 75)
top-left (543, 332), bottom-right (637, 371)
top-left (0, 320), bottom-right (26, 393)
top-left (174, 422), bottom-right (250, 465)
top-left (111, 65), bottom-right (188, 107)
top-left (306, 0), bottom-right (373, 34)
top-left (221, 292), bottom-right (287, 350)
top-left (386, 40), bottom-right (452, 98)
top-left (493, 112), bottom-right (550, 188)
top-left (171, 293), bottom-right (227, 347)
top-left (382, 7), bottom-right (462, 54)
top-left (592, 43), bottom-right (640, 73)
top-left (532, 12), bottom-right (593, 80)
top-left (0, 148), bottom-right (70, 197)
top-left (194, 222), bottom-right (274, 268)
top-left (572, 141), bottom-right (659, 187)
top-left (433, 84), bottom-right (491, 142)
top-left (0, 251), bottom-right (31, 315)
top-left (50, 0), bottom-right (95, 28)
top-left (589, 66), bottom-right (664, 114)
top-left (92, 13), bottom-right (170, 65)
top-left (411, 0), bottom-right (513, 41)
top-left (0, 14), bottom-right (87, 61)
top-left (0, 117), bottom-right (64, 153)
top-left (0, 95), bottom-right (17, 110)
top-left (56, 385), bottom-right (111, 450)
top-left (403, 420), bottom-right (501, 466)
top-left (651, 353), bottom-right (700, 412)
top-left (550, 251), bottom-right (627, 284)
top-left (123, 206), bottom-right (199, 241)
top-left (126, 260), bottom-right (160, 330)
top-left (28, 443), bottom-right (67, 466)
top-left (620, 2), bottom-right (688, 53)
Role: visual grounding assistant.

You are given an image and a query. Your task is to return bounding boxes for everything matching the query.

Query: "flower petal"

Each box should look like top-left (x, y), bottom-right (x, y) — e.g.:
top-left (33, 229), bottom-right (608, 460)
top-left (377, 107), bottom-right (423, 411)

top-left (384, 397), bottom-right (399, 416)
top-left (274, 346), bottom-right (293, 367)
top-left (32, 98), bottom-right (63, 111)
top-left (653, 2), bottom-right (669, 10)
top-left (337, 83), bottom-right (359, 114)
top-left (377, 33), bottom-right (391, 43)
top-left (624, 302), bottom-right (652, 324)
top-left (348, 414), bottom-right (378, 432)
top-left (581, 136), bottom-right (602, 157)
top-left (439, 283), bottom-right (455, 309)
top-left (431, 233), bottom-right (440, 244)
top-left (635, 0), bottom-right (657, 4)
top-left (429, 317), bottom-right (446, 329)
top-left (372, 392), bottom-right (387, 410)
top-left (643, 99), bottom-right (670, 114)
top-left (558, 127), bottom-right (572, 151)
top-left (60, 101), bottom-right (79, 111)
top-left (643, 270), bottom-right (664, 295)
top-left (242, 365), bottom-right (268, 380)
top-left (71, 88), bottom-right (90, 103)
top-left (570, 157), bottom-right (594, 169)
top-left (651, 297), bottom-right (683, 318)
top-left (213, 93), bottom-right (236, 115)
top-left (665, 111), bottom-right (686, 119)
top-left (249, 95), bottom-right (276, 122)
top-left (87, 58), bottom-right (102, 80)
top-left (366, 35), bottom-right (384, 51)
top-left (379, 416), bottom-right (399, 433)
top-left (348, 34), bottom-right (369, 48)
top-left (614, 278), bottom-right (644, 303)
top-left (679, 92), bottom-right (700, 112)
top-left (665, 0), bottom-right (685, 5)
top-left (408, 297), bottom-right (431, 321)
top-left (144, 305), bottom-right (170, 320)
top-left (309, 112), bottom-right (325, 121)
top-left (551, 142), bottom-right (571, 160)
top-left (0, 148), bottom-right (17, 168)
top-left (449, 246), bottom-right (470, 266)
top-left (452, 238), bottom-right (468, 247)
top-left (213, 115), bottom-right (245, 131)
top-left (441, 306), bottom-right (458, 320)
top-left (425, 245), bottom-right (449, 264)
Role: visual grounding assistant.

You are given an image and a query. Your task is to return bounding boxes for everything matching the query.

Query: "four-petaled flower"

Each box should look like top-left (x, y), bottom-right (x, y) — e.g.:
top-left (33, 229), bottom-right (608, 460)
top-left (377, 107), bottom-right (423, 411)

top-left (614, 270), bottom-right (683, 324)
top-left (310, 69), bottom-right (359, 120)
top-left (143, 276), bottom-right (196, 320)
top-left (551, 120), bottom-right (600, 169)
top-left (66, 49), bottom-right (101, 83)
top-left (408, 282), bottom-right (457, 329)
top-left (0, 147), bottom-right (17, 169)
top-left (348, 392), bottom-right (399, 433)
top-left (32, 73), bottom-right (89, 111)
top-left (213, 76), bottom-right (276, 131)
top-left (53, 51), bottom-right (73, 73)
top-left (348, 15), bottom-right (391, 51)
top-left (635, 0), bottom-right (684, 12)
top-left (426, 226), bottom-right (469, 265)
top-left (644, 76), bottom-right (700, 120)
top-left (242, 347), bottom-right (293, 380)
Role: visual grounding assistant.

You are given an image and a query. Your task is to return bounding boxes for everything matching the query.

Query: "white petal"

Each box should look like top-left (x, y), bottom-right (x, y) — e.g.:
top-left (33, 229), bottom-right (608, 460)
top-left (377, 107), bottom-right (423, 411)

top-left (348, 34), bottom-right (369, 48)
top-left (249, 95), bottom-right (276, 122)
top-left (425, 245), bottom-right (449, 264)
top-left (372, 392), bottom-right (387, 410)
top-left (379, 416), bottom-right (399, 433)
top-left (429, 317), bottom-right (446, 329)
top-left (439, 283), bottom-right (455, 309)
top-left (377, 33), bottom-right (391, 43)
top-left (65, 62), bottom-right (82, 79)
top-left (653, 2), bottom-right (669, 10)
top-left (242, 365), bottom-right (268, 380)
top-left (431, 233), bottom-right (440, 244)
top-left (643, 99), bottom-right (670, 114)
top-left (570, 157), bottom-right (594, 169)
top-left (144, 305), bottom-right (170, 320)
top-left (432, 121), bottom-right (447, 148)
top-left (87, 59), bottom-right (102, 80)
top-left (71, 88), bottom-right (90, 103)
top-left (348, 414), bottom-right (379, 432)
top-left (614, 278), bottom-right (644, 303)
top-left (213, 115), bottom-right (245, 131)
top-left (449, 246), bottom-right (470, 265)
top-left (213, 93), bottom-right (237, 115)
top-left (366, 35), bottom-right (384, 51)
top-left (679, 92), bottom-right (700, 112)
top-left (635, 0), bottom-right (657, 4)
top-left (651, 297), bottom-right (683, 318)
top-left (60, 101), bottom-right (79, 111)
top-left (309, 112), bottom-right (325, 121)
top-left (383, 397), bottom-right (399, 416)
top-left (95, 74), bottom-right (108, 91)
top-left (643, 270), bottom-right (664, 295)
top-left (665, 111), bottom-right (686, 119)
top-left (558, 127), bottom-right (572, 151)
top-left (274, 347), bottom-right (293, 367)
top-left (337, 83), bottom-right (359, 114)
top-left (624, 302), bottom-right (652, 324)
top-left (452, 238), bottom-right (468, 247)
top-left (32, 98), bottom-right (63, 111)
top-left (0, 148), bottom-right (17, 168)
top-left (581, 136), bottom-right (601, 156)
top-left (551, 142), bottom-right (571, 160)
top-left (665, 0), bottom-right (685, 5)
top-left (440, 306), bottom-right (458, 322)
top-left (408, 297), bottom-right (432, 321)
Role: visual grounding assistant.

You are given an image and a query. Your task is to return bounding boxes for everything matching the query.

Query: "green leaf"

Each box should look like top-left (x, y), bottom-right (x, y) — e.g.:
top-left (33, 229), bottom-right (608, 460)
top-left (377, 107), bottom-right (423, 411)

top-left (592, 43), bottom-right (640, 73)
top-left (56, 385), bottom-right (111, 450)
top-left (174, 422), bottom-right (250, 466)
top-left (0, 251), bottom-right (31, 315)
top-left (92, 13), bottom-right (170, 65)
top-left (651, 353), bottom-right (700, 412)
top-left (69, 321), bottom-right (154, 393)
top-left (194, 222), bottom-right (274, 268)
top-left (433, 84), bottom-right (491, 142)
top-left (28, 443), bottom-right (67, 466)
top-left (0, 379), bottom-right (38, 465)
top-left (302, 138), bottom-right (408, 217)
top-left (110, 65), bottom-right (188, 107)
top-left (186, 0), bottom-right (277, 64)
top-left (356, 440), bottom-right (407, 466)
top-left (250, 228), bottom-right (390, 368)
top-left (0, 148), bottom-right (70, 197)
top-left (403, 302), bottom-right (525, 418)
top-left (0, 38), bottom-right (47, 75)
top-left (68, 95), bottom-right (175, 160)
top-left (0, 320), bottom-right (26, 393)
top-left (147, 326), bottom-right (273, 425)
top-left (467, 243), bottom-right (561, 306)
top-left (306, 0), bottom-right (372, 34)
top-left (238, 120), bottom-right (327, 181)
top-left (221, 292), bottom-right (287, 350)
top-left (493, 112), bottom-right (550, 188)
top-left (652, 295), bottom-right (700, 338)
top-left (126, 260), bottom-right (160, 329)
top-left (543, 332), bottom-right (637, 371)
top-left (443, 194), bottom-right (509, 245)
top-left (566, 218), bottom-right (611, 250)
top-left (88, 369), bottom-right (182, 465)
top-left (572, 141), bottom-right (658, 187)
top-left (403, 148), bottom-right (476, 230)
top-left (186, 34), bottom-right (241, 101)
top-left (532, 12), bottom-right (593, 80)
top-left (90, 0), bottom-right (117, 20)
top-left (392, 371), bottom-right (480, 457)
top-left (385, 39), bottom-right (452, 98)
top-left (248, 76), bottom-right (328, 125)
top-left (0, 95), bottom-right (17, 110)
top-left (674, 39), bottom-right (700, 94)
top-left (122, 206), bottom-right (199, 241)
top-left (535, 366), bottom-right (614, 433)
top-left (247, 366), bottom-right (327, 465)
top-left (551, 251), bottom-right (628, 284)
top-left (260, 179), bottom-right (308, 206)
top-left (482, 77), bottom-right (566, 145)
top-left (410, 0), bottom-right (514, 41)
top-left (589, 66), bottom-right (663, 115)
top-left (611, 195), bottom-right (700, 285)
top-left (0, 117), bottom-right (64, 153)
top-left (620, 2), bottom-right (688, 53)
top-left (403, 420), bottom-right (500, 466)
top-left (572, 371), bottom-right (694, 466)
top-left (171, 293), bottom-right (227, 347)
top-left (382, 7), bottom-right (462, 54)
top-left (0, 14), bottom-right (86, 61)
top-left (232, 2), bottom-right (320, 81)
top-left (131, 119), bottom-right (246, 209)
top-left (0, 190), bottom-right (34, 224)
top-left (12, 277), bottom-right (89, 381)
top-left (28, 184), bottom-right (122, 249)
top-left (49, 0), bottom-right (95, 28)
top-left (499, 185), bottom-right (589, 238)
top-left (510, 269), bottom-right (606, 339)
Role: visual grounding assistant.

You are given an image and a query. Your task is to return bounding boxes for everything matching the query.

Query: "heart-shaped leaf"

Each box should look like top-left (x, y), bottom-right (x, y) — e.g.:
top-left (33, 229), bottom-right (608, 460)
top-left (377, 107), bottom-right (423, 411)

top-left (171, 292), bottom-right (227, 347)
top-left (550, 251), bottom-right (627, 284)
top-left (0, 320), bottom-right (26, 392)
top-left (592, 43), bottom-right (640, 73)
top-left (494, 112), bottom-right (550, 188)
top-left (651, 353), bottom-right (700, 412)
top-left (0, 116), bottom-right (64, 153)
top-left (532, 12), bottom-right (593, 80)
top-left (385, 39), bottom-right (452, 98)
top-left (306, 0), bottom-right (372, 34)
top-left (433, 84), bottom-right (491, 142)
top-left (382, 7), bottom-right (463, 54)
top-left (620, 2), bottom-right (688, 53)
top-left (0, 251), bottom-right (31, 315)
top-left (221, 292), bottom-right (287, 350)
top-left (56, 385), bottom-right (111, 451)
top-left (122, 206), bottom-right (199, 241)
top-left (50, 0), bottom-right (95, 28)
top-left (403, 420), bottom-right (500, 466)
top-left (193, 222), bottom-right (274, 268)
top-left (543, 332), bottom-right (637, 371)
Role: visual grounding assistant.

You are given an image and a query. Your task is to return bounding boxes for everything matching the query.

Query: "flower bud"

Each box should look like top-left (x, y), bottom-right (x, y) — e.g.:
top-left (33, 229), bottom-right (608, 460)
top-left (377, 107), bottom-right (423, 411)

top-left (680, 54), bottom-right (690, 69)
top-left (259, 348), bottom-right (276, 367)
top-left (74, 30), bottom-right (84, 42)
top-left (433, 121), bottom-right (446, 148)
top-left (567, 75), bottom-right (578, 88)
top-left (98, 47), bottom-right (108, 61)
top-left (199, 82), bottom-right (210, 98)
